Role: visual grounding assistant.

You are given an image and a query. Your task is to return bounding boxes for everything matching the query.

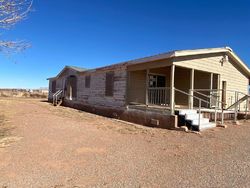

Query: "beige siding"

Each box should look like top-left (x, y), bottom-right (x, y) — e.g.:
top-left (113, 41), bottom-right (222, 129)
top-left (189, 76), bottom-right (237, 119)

top-left (127, 70), bottom-right (146, 104)
top-left (128, 59), bottom-right (172, 71)
top-left (173, 54), bottom-right (249, 96)
top-left (174, 67), bottom-right (191, 105)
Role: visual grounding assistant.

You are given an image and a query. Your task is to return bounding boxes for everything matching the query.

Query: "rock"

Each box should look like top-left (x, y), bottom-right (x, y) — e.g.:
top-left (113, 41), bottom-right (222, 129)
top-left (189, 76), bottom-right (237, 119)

top-left (176, 126), bottom-right (188, 132)
top-left (217, 124), bottom-right (227, 128)
top-left (234, 121), bottom-right (241, 125)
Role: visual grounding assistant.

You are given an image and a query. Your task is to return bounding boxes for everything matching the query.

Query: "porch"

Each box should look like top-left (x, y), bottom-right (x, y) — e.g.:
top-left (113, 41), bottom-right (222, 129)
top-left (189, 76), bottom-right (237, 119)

top-left (126, 64), bottom-right (249, 130)
top-left (127, 65), bottom-right (220, 112)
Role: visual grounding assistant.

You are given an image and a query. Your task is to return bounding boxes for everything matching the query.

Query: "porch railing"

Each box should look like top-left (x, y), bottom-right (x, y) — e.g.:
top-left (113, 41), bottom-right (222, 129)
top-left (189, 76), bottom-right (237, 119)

top-left (148, 87), bottom-right (170, 106)
top-left (175, 88), bottom-right (212, 126)
top-left (52, 89), bottom-right (64, 106)
top-left (191, 89), bottom-right (250, 122)
top-left (146, 87), bottom-right (249, 126)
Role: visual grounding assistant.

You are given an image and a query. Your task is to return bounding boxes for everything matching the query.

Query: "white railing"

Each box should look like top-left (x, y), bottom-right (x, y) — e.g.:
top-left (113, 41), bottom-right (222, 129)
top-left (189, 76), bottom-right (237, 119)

top-left (146, 87), bottom-right (249, 126)
top-left (175, 88), bottom-right (211, 127)
top-left (147, 87), bottom-right (212, 127)
top-left (52, 89), bottom-right (63, 106)
top-left (147, 87), bottom-right (170, 106)
top-left (192, 89), bottom-right (250, 123)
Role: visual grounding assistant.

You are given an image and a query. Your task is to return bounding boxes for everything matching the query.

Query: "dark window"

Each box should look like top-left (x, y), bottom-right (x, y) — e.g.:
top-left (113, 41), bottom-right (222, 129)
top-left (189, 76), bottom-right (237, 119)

top-left (71, 76), bottom-right (77, 98)
top-left (105, 71), bottom-right (114, 96)
top-left (52, 80), bottom-right (56, 93)
top-left (149, 75), bottom-right (166, 87)
top-left (85, 75), bottom-right (91, 88)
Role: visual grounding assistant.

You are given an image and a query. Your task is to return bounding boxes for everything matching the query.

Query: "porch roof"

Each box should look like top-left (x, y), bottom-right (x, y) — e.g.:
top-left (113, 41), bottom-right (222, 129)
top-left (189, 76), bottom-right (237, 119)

top-left (126, 47), bottom-right (250, 78)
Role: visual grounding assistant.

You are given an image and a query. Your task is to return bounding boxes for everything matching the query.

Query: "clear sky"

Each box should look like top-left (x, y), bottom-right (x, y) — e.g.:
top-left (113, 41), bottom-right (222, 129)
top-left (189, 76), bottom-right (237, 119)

top-left (0, 0), bottom-right (249, 88)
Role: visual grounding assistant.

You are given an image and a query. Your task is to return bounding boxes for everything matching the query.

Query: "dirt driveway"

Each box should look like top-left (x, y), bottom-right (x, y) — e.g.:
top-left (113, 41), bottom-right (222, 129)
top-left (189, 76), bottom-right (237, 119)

top-left (0, 98), bottom-right (250, 187)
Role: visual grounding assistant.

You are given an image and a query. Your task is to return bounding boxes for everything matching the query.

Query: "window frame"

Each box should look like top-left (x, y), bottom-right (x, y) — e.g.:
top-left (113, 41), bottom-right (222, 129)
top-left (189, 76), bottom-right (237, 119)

top-left (105, 71), bottom-right (114, 97)
top-left (85, 75), bottom-right (91, 88)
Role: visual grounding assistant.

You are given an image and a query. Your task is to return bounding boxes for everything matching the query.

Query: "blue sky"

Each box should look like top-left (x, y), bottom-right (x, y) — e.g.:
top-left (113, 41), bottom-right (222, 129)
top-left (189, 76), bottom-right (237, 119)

top-left (0, 0), bottom-right (249, 88)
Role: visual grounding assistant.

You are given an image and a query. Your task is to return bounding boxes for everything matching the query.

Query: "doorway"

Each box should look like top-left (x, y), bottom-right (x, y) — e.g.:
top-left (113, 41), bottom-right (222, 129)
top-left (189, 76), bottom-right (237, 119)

top-left (66, 75), bottom-right (77, 100)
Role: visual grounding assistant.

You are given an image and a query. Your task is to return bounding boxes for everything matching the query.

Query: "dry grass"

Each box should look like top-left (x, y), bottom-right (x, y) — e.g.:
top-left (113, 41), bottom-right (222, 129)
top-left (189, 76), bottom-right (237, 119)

top-left (0, 114), bottom-right (17, 148)
top-left (0, 90), bottom-right (47, 99)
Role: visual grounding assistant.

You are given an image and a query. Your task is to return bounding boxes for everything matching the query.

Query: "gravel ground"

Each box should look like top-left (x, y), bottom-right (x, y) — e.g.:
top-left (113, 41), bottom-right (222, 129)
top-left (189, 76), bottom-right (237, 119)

top-left (0, 98), bottom-right (250, 187)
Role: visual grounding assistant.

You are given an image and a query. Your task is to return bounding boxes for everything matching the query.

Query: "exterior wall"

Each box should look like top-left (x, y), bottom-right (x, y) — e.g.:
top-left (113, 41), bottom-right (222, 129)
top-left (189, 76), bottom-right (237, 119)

top-left (174, 53), bottom-right (249, 108)
top-left (174, 67), bottom-right (190, 106)
top-left (150, 67), bottom-right (171, 86)
top-left (76, 65), bottom-right (127, 108)
top-left (56, 69), bottom-right (79, 92)
top-left (48, 79), bottom-right (53, 100)
top-left (127, 66), bottom-right (171, 104)
top-left (173, 53), bottom-right (249, 95)
top-left (48, 68), bottom-right (80, 101)
top-left (127, 70), bottom-right (146, 104)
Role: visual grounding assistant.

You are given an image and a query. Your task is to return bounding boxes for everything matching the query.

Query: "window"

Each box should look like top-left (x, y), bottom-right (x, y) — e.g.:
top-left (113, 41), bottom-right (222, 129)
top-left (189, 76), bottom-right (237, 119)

top-left (105, 71), bottom-right (114, 96)
top-left (85, 75), bottom-right (91, 88)
top-left (52, 80), bottom-right (56, 93)
top-left (149, 74), bottom-right (166, 87)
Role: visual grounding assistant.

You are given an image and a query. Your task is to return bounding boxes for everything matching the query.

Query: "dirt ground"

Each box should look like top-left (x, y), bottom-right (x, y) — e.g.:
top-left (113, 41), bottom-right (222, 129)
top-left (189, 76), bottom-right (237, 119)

top-left (0, 98), bottom-right (250, 187)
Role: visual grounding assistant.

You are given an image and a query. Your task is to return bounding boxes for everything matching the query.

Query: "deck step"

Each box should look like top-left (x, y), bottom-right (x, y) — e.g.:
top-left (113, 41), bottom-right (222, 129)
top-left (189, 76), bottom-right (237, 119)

top-left (193, 122), bottom-right (216, 131)
top-left (185, 113), bottom-right (203, 120)
top-left (179, 109), bottom-right (197, 115)
top-left (177, 109), bottom-right (216, 131)
top-left (191, 118), bottom-right (210, 126)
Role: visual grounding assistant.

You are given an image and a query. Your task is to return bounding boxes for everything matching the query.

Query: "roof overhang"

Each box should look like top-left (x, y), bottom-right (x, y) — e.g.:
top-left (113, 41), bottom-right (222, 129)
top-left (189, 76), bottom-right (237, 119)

top-left (126, 47), bottom-right (250, 78)
top-left (47, 66), bottom-right (87, 80)
top-left (47, 47), bottom-right (250, 80)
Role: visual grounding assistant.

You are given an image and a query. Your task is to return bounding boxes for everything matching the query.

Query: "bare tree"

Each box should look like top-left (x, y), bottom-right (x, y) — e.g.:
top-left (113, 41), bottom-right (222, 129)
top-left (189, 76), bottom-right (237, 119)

top-left (0, 0), bottom-right (32, 53)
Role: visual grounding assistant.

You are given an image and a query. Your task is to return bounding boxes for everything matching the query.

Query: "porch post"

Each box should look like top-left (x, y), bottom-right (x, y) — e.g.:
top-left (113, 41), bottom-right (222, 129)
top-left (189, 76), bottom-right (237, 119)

top-left (145, 69), bottom-right (149, 106)
top-left (210, 73), bottom-right (213, 108)
top-left (217, 74), bottom-right (221, 108)
top-left (189, 69), bottom-right (194, 109)
top-left (170, 65), bottom-right (175, 115)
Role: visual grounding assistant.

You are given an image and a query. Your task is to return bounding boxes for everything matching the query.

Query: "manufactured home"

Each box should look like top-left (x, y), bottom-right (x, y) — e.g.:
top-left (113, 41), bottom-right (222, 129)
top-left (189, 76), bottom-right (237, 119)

top-left (48, 47), bottom-right (250, 131)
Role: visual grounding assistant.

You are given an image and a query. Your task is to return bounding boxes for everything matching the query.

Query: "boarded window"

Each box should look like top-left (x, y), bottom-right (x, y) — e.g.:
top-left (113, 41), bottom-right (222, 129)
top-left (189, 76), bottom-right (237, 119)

top-left (105, 71), bottom-right (114, 97)
top-left (85, 75), bottom-right (91, 88)
top-left (52, 80), bottom-right (56, 93)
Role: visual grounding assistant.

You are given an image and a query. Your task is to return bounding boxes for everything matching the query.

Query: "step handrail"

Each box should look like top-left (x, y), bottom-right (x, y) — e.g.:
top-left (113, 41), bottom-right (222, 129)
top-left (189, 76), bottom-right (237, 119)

top-left (53, 89), bottom-right (63, 105)
top-left (192, 90), bottom-right (225, 108)
top-left (192, 88), bottom-right (250, 123)
top-left (174, 88), bottom-right (211, 128)
top-left (175, 88), bottom-right (209, 104)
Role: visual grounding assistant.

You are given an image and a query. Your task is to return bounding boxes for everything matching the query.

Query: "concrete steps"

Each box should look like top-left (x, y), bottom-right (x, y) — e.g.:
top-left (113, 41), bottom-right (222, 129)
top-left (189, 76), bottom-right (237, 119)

top-left (178, 109), bottom-right (216, 131)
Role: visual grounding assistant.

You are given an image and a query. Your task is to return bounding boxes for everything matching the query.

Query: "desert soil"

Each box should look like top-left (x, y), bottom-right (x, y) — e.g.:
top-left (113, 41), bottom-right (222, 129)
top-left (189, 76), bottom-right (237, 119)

top-left (0, 98), bottom-right (250, 188)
